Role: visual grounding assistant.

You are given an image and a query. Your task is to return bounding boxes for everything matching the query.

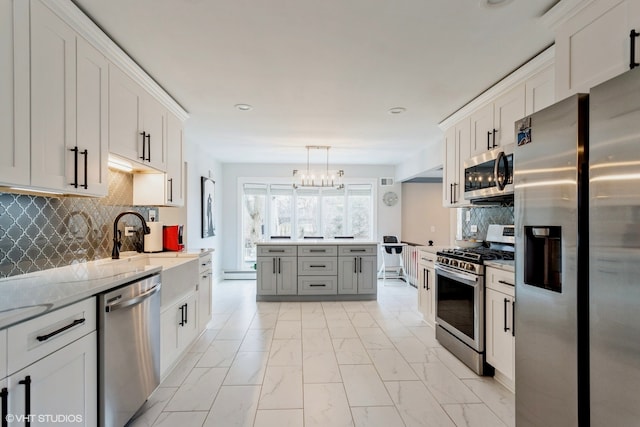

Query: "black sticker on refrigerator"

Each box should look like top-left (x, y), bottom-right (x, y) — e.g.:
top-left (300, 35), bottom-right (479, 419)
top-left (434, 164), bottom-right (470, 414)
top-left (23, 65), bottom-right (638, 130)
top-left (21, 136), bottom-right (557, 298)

top-left (516, 117), bottom-right (532, 146)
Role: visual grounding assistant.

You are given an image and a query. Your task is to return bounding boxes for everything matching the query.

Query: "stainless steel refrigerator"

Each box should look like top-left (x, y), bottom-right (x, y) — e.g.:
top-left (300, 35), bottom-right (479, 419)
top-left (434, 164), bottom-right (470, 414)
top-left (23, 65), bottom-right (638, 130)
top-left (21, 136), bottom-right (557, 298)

top-left (515, 67), bottom-right (640, 426)
top-left (589, 68), bottom-right (640, 426)
top-left (514, 94), bottom-right (590, 427)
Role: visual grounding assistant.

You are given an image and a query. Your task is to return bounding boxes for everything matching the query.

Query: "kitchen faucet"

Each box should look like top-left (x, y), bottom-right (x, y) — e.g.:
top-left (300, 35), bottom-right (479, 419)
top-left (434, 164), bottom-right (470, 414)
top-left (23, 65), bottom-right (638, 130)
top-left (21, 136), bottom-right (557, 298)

top-left (112, 211), bottom-right (151, 259)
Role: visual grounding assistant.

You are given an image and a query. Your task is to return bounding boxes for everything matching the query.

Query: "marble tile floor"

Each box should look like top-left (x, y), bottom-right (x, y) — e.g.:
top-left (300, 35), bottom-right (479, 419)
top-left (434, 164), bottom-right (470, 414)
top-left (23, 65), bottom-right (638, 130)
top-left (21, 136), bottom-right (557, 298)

top-left (130, 279), bottom-right (514, 427)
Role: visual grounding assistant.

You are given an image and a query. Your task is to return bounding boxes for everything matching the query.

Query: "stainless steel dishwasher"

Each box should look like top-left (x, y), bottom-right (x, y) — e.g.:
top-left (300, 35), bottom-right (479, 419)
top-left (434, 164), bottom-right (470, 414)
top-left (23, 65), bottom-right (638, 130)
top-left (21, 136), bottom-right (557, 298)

top-left (98, 273), bottom-right (161, 427)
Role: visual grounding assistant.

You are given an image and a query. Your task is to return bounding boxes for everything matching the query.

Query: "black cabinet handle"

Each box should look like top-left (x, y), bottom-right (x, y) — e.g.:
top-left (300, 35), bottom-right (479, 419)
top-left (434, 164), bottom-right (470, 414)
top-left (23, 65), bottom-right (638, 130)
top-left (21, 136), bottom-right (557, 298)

top-left (310, 265), bottom-right (326, 268)
top-left (140, 131), bottom-right (147, 161)
top-left (309, 284), bottom-right (326, 287)
top-left (631, 29), bottom-right (639, 69)
top-left (168, 178), bottom-right (173, 202)
top-left (487, 130), bottom-right (492, 151)
top-left (426, 269), bottom-right (430, 291)
top-left (354, 258), bottom-right (357, 274)
top-left (492, 129), bottom-right (498, 148)
top-left (452, 183), bottom-right (458, 204)
top-left (18, 376), bottom-right (31, 427)
top-left (69, 147), bottom-right (79, 188)
top-left (184, 303), bottom-right (188, 324)
top-left (278, 258), bottom-right (281, 274)
top-left (359, 257), bottom-right (362, 273)
top-left (81, 149), bottom-right (88, 189)
top-left (512, 300), bottom-right (515, 337)
top-left (272, 258), bottom-right (276, 274)
top-left (449, 183), bottom-right (453, 203)
top-left (503, 298), bottom-right (510, 333)
top-left (179, 304), bottom-right (185, 326)
top-left (498, 279), bottom-right (514, 286)
top-left (147, 133), bottom-right (152, 162)
top-left (1, 387), bottom-right (8, 427)
top-left (36, 318), bottom-right (85, 342)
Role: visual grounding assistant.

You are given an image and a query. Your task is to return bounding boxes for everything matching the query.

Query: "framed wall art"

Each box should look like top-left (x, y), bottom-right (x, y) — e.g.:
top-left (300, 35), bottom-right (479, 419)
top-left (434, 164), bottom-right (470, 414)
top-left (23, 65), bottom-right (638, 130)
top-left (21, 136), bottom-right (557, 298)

top-left (201, 176), bottom-right (215, 237)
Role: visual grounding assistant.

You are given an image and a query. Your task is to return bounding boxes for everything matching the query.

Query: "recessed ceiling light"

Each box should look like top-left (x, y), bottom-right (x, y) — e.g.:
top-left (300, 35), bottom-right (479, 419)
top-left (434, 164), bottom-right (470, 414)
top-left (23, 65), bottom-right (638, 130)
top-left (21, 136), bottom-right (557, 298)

top-left (479, 0), bottom-right (514, 8)
top-left (235, 103), bottom-right (253, 111)
top-left (388, 107), bottom-right (406, 115)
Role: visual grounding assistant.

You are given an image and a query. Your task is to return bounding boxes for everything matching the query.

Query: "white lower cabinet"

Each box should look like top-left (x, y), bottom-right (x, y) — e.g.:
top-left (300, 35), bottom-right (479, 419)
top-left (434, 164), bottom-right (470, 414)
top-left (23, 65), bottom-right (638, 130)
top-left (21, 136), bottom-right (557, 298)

top-left (7, 332), bottom-right (97, 426)
top-left (417, 250), bottom-right (436, 326)
top-left (4, 297), bottom-right (97, 426)
top-left (160, 291), bottom-right (198, 377)
top-left (485, 266), bottom-right (515, 391)
top-left (198, 253), bottom-right (213, 332)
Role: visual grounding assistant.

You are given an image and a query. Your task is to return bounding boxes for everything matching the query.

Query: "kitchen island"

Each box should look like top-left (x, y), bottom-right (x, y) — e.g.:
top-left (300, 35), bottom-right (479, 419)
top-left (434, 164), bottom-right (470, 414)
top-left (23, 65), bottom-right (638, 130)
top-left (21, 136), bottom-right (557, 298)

top-left (255, 240), bottom-right (378, 301)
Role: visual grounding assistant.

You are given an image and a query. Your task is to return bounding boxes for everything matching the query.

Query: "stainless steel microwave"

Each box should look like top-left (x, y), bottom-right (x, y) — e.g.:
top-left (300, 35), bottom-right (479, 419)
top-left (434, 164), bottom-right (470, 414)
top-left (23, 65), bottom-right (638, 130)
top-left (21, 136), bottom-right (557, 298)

top-left (463, 144), bottom-right (514, 201)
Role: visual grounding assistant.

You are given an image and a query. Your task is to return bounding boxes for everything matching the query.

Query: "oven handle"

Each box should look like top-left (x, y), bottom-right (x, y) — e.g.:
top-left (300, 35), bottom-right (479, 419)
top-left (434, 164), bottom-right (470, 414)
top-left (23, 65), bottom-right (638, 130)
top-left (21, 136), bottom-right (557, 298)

top-left (435, 264), bottom-right (478, 286)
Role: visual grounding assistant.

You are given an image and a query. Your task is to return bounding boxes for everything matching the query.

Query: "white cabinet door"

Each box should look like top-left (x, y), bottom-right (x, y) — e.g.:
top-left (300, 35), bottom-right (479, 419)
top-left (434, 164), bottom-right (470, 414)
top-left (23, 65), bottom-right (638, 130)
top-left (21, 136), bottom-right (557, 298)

top-left (337, 257), bottom-right (358, 294)
top-left (525, 65), bottom-right (555, 116)
top-left (75, 37), bottom-right (108, 196)
top-left (0, 329), bottom-right (6, 380)
top-left (276, 257), bottom-right (297, 295)
top-left (178, 292), bottom-right (199, 349)
top-left (357, 256), bottom-right (377, 294)
top-left (257, 257), bottom-right (277, 295)
top-left (555, 0), bottom-right (640, 99)
top-left (142, 93), bottom-right (167, 171)
top-left (7, 331), bottom-right (97, 427)
top-left (443, 126), bottom-right (457, 207)
top-left (493, 86), bottom-right (525, 148)
top-left (0, 0), bottom-right (29, 187)
top-left (109, 64), bottom-right (143, 163)
top-left (160, 305), bottom-right (179, 376)
top-left (469, 103), bottom-right (494, 157)
top-left (442, 118), bottom-right (470, 207)
top-left (198, 269), bottom-right (212, 332)
top-left (165, 112), bottom-right (184, 206)
top-left (29, 0), bottom-right (76, 192)
top-left (486, 288), bottom-right (514, 381)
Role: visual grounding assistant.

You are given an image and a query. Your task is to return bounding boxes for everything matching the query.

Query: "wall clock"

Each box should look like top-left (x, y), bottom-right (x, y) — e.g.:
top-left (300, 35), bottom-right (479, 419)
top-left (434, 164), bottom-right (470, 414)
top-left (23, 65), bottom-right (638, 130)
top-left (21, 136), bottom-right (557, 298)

top-left (382, 191), bottom-right (398, 206)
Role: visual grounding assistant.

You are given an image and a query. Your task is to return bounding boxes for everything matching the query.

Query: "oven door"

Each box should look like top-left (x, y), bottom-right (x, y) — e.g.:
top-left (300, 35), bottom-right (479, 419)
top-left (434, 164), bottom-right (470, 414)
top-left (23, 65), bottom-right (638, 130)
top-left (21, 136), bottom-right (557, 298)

top-left (435, 264), bottom-right (484, 352)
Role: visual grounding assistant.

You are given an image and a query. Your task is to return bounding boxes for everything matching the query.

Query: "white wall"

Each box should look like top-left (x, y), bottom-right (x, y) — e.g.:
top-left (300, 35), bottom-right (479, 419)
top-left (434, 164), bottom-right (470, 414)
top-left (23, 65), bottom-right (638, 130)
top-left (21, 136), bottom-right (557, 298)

top-left (171, 140), bottom-right (223, 281)
top-left (401, 182), bottom-right (450, 246)
top-left (395, 139), bottom-right (443, 182)
top-left (221, 163), bottom-right (401, 272)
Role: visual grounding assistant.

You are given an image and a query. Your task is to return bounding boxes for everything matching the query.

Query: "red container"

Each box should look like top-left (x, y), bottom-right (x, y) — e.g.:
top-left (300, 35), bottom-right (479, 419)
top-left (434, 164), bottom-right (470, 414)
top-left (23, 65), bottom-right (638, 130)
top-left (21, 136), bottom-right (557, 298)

top-left (163, 225), bottom-right (184, 251)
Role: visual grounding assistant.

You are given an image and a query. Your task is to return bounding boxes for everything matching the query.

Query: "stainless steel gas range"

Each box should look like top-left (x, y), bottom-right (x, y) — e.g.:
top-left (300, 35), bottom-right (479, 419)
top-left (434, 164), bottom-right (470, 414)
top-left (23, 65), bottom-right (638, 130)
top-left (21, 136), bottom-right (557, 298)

top-left (435, 224), bottom-right (514, 375)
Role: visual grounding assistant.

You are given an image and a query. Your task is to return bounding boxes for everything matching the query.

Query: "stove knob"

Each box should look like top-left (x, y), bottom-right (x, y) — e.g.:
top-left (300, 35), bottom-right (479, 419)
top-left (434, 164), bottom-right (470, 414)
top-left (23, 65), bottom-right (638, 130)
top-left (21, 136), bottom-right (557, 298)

top-left (468, 264), bottom-right (476, 273)
top-left (451, 260), bottom-right (458, 267)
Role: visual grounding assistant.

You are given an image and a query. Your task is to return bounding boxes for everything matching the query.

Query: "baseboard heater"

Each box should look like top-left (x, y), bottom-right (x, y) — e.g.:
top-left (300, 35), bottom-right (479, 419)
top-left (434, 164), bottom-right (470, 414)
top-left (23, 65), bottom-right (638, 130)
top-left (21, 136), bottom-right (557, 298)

top-left (223, 270), bottom-right (257, 280)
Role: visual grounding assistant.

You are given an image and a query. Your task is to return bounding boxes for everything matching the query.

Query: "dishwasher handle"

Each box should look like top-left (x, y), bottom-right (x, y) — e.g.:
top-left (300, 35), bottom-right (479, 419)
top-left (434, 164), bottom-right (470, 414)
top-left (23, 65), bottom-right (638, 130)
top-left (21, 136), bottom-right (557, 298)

top-left (105, 283), bottom-right (161, 313)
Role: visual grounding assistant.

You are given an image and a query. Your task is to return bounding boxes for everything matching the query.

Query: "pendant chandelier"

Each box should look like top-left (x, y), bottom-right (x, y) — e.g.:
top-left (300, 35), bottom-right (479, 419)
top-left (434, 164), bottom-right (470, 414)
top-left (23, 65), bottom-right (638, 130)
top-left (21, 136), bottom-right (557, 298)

top-left (293, 146), bottom-right (344, 189)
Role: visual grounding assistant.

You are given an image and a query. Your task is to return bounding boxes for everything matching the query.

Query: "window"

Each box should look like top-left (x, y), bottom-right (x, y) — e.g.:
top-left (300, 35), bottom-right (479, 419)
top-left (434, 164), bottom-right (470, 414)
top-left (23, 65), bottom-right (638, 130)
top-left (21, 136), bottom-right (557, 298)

top-left (240, 182), bottom-right (374, 268)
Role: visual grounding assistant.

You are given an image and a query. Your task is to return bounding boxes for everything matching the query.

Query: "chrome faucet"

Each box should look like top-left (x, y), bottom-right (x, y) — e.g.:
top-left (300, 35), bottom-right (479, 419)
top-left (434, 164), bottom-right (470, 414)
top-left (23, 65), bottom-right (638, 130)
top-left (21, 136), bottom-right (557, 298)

top-left (112, 211), bottom-right (151, 259)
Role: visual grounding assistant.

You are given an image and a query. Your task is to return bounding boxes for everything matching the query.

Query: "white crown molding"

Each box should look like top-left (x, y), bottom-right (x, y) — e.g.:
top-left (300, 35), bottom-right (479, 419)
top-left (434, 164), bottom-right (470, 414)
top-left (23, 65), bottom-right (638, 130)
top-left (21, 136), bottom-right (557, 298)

top-left (540, 0), bottom-right (599, 31)
top-left (42, 0), bottom-right (189, 122)
top-left (438, 45), bottom-right (555, 130)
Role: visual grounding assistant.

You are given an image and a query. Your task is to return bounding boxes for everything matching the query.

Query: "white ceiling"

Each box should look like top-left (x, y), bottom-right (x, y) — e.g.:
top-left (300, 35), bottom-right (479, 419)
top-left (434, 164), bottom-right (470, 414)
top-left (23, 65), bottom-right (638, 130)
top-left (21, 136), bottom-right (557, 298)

top-left (73, 0), bottom-right (558, 167)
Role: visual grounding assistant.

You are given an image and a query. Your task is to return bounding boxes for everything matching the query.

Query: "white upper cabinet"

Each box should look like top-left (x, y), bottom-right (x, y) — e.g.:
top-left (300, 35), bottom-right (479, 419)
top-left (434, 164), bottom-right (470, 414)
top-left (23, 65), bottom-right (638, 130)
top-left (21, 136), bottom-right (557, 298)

top-left (525, 65), bottom-right (555, 115)
top-left (30, 0), bottom-right (108, 196)
top-left (0, 0), bottom-right (29, 187)
top-left (470, 86), bottom-right (525, 157)
top-left (109, 64), bottom-right (167, 172)
top-left (552, 0), bottom-right (640, 99)
top-left (443, 117), bottom-right (470, 207)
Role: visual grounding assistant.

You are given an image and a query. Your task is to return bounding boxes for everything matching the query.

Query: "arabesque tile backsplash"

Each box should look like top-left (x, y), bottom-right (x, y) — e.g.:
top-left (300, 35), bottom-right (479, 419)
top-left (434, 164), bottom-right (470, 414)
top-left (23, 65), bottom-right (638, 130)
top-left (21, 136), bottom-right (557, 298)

top-left (0, 170), bottom-right (154, 278)
top-left (459, 205), bottom-right (514, 240)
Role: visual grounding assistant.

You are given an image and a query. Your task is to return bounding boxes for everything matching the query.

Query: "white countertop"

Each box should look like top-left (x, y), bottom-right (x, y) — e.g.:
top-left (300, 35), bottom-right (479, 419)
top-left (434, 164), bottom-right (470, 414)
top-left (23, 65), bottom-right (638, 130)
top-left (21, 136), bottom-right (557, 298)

top-left (256, 240), bottom-right (378, 245)
top-left (416, 245), bottom-right (448, 254)
top-left (485, 260), bottom-right (515, 273)
top-left (0, 249), bottom-right (213, 330)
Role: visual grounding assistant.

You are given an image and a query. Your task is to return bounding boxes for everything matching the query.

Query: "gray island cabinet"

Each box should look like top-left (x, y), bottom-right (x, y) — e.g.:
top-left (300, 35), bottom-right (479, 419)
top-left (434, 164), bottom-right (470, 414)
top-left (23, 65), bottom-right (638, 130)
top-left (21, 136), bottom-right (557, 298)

top-left (256, 241), bottom-right (378, 301)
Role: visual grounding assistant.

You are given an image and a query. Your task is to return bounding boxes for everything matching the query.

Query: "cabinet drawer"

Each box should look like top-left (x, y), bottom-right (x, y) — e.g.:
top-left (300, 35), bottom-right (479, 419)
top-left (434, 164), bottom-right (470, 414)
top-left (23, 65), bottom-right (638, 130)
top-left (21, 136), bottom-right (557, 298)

top-left (298, 276), bottom-right (337, 295)
top-left (486, 267), bottom-right (515, 295)
top-left (298, 245), bottom-right (338, 257)
top-left (7, 297), bottom-right (96, 375)
top-left (418, 250), bottom-right (436, 266)
top-left (258, 245), bottom-right (297, 256)
top-left (338, 245), bottom-right (376, 256)
top-left (199, 252), bottom-right (212, 274)
top-left (298, 257), bottom-right (338, 276)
